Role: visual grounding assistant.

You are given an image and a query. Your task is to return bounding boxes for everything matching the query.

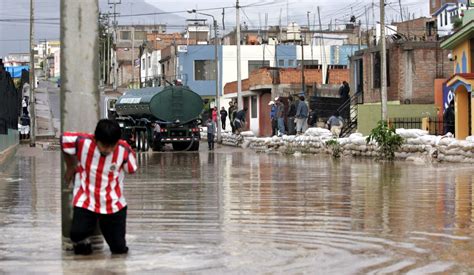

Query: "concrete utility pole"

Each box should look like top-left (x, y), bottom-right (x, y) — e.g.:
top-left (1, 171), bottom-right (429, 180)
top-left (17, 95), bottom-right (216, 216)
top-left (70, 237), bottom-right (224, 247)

top-left (131, 26), bottom-right (135, 88)
top-left (380, 0), bottom-right (387, 121)
top-left (29, 0), bottom-right (36, 147)
top-left (188, 9), bottom-right (221, 142)
top-left (236, 0), bottom-right (243, 109)
top-left (60, 0), bottom-right (101, 250)
top-left (301, 38), bottom-right (305, 95)
top-left (108, 0), bottom-right (121, 91)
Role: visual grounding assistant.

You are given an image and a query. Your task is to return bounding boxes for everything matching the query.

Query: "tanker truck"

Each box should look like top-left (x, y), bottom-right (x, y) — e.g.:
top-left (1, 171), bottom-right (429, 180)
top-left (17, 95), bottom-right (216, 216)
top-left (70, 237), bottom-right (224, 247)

top-left (114, 85), bottom-right (204, 152)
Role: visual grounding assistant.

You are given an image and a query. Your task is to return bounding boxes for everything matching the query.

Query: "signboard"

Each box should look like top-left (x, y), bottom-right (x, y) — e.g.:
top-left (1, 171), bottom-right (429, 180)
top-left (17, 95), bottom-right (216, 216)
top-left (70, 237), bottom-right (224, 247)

top-left (443, 83), bottom-right (454, 114)
top-left (120, 97), bottom-right (141, 104)
top-left (177, 45), bottom-right (188, 53)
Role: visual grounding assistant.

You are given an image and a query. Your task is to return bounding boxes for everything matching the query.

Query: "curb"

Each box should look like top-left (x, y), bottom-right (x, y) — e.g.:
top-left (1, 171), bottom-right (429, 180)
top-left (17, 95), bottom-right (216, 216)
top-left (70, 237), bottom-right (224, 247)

top-left (0, 144), bottom-right (18, 169)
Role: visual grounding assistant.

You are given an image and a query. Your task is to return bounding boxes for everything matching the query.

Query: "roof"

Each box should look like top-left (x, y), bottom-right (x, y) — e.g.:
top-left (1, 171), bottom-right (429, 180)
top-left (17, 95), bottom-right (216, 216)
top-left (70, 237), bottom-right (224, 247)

top-left (432, 3), bottom-right (457, 16)
top-left (440, 20), bottom-right (474, 49)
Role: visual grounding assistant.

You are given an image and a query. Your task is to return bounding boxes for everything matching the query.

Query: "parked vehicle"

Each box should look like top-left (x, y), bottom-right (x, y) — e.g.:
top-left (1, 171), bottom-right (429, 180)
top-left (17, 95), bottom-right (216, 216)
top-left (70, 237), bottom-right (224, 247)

top-left (113, 85), bottom-right (204, 151)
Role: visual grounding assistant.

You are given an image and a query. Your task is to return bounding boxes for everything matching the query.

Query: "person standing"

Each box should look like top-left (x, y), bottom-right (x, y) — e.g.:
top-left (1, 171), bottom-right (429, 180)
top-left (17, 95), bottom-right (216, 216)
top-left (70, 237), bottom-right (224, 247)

top-left (269, 100), bottom-right (277, 136)
top-left (206, 117), bottom-right (216, 150)
top-left (220, 107), bottom-right (228, 131)
top-left (61, 119), bottom-right (138, 255)
top-left (152, 122), bottom-right (163, 151)
top-left (295, 96), bottom-right (309, 135)
top-left (339, 81), bottom-right (350, 100)
top-left (276, 98), bottom-right (286, 136)
top-left (228, 101), bottom-right (237, 134)
top-left (327, 111), bottom-right (344, 137)
top-left (212, 107), bottom-right (218, 122)
top-left (443, 100), bottom-right (455, 135)
top-left (287, 96), bottom-right (297, 135)
top-left (339, 81), bottom-right (350, 119)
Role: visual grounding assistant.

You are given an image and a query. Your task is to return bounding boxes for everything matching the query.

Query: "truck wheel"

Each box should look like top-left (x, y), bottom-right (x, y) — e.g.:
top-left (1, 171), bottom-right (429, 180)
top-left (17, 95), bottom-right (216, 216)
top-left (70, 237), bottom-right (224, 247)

top-left (189, 141), bottom-right (200, 151)
top-left (142, 131), bottom-right (149, 151)
top-left (135, 131), bottom-right (142, 151)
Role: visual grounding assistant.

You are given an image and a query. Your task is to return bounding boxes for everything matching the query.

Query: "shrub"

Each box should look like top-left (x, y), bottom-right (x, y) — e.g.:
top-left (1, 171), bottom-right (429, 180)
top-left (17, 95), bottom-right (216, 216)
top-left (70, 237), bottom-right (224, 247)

top-left (366, 120), bottom-right (404, 161)
top-left (326, 139), bottom-right (342, 158)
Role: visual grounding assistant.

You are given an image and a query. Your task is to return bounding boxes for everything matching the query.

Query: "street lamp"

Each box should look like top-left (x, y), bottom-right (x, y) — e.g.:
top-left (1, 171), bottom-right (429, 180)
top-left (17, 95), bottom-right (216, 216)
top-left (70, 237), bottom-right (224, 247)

top-left (187, 9), bottom-right (221, 143)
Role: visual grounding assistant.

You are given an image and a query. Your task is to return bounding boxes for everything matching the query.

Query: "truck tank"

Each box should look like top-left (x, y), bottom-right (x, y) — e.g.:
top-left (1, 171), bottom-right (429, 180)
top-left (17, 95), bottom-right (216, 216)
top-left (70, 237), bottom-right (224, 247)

top-left (115, 86), bottom-right (204, 124)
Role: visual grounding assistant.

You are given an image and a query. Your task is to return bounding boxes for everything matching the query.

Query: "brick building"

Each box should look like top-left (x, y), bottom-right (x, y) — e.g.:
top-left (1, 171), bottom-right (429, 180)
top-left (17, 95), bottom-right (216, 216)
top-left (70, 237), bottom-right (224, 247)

top-left (350, 41), bottom-right (452, 105)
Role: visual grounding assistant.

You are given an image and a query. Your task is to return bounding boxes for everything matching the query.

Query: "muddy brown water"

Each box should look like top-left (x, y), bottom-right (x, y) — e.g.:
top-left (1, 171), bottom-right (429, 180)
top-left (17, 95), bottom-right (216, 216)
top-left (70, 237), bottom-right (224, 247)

top-left (0, 145), bottom-right (472, 273)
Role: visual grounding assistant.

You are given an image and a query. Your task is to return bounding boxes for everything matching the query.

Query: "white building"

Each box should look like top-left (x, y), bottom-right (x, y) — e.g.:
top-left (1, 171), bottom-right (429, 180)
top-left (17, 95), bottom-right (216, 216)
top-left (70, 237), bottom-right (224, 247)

top-left (433, 1), bottom-right (468, 37)
top-left (140, 47), bottom-right (162, 87)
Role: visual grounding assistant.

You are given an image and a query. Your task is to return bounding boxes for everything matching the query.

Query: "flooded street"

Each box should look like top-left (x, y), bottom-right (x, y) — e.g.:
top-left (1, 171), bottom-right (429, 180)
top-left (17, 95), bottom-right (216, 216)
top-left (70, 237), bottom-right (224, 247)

top-left (0, 145), bottom-right (473, 274)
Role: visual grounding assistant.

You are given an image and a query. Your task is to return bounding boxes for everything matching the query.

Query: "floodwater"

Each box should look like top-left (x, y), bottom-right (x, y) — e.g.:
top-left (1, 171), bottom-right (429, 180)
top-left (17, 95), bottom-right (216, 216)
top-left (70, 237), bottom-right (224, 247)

top-left (0, 145), bottom-right (473, 274)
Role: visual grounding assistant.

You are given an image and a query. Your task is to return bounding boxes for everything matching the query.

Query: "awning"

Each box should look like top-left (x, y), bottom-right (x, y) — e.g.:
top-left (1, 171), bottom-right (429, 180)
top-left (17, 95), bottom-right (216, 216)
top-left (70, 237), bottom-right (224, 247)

top-left (446, 73), bottom-right (474, 92)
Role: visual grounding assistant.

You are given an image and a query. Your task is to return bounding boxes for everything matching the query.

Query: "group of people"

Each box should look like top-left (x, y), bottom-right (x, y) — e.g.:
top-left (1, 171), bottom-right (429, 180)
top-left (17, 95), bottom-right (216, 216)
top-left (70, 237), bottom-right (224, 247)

top-left (205, 102), bottom-right (248, 150)
top-left (269, 95), bottom-right (344, 138)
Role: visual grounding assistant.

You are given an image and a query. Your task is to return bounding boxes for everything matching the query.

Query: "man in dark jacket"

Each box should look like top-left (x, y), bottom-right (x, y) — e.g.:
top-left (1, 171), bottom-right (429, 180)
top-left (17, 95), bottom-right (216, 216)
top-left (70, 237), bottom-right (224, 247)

top-left (234, 107), bottom-right (248, 134)
top-left (287, 96), bottom-right (297, 135)
top-left (443, 100), bottom-right (455, 135)
top-left (220, 107), bottom-right (228, 131)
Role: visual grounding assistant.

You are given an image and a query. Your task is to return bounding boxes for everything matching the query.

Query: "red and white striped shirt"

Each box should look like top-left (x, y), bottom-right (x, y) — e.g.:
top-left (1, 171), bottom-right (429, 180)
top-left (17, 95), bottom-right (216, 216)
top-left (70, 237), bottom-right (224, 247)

top-left (61, 132), bottom-right (138, 214)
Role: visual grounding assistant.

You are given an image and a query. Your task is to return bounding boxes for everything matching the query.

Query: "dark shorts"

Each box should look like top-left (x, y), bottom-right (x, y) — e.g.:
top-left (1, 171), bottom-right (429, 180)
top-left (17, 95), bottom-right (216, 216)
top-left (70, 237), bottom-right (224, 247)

top-left (70, 206), bottom-right (128, 254)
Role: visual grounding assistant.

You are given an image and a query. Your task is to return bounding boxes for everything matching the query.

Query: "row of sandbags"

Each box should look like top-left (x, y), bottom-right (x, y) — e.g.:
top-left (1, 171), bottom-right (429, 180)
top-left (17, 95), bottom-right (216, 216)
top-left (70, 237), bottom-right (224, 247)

top-left (202, 126), bottom-right (474, 163)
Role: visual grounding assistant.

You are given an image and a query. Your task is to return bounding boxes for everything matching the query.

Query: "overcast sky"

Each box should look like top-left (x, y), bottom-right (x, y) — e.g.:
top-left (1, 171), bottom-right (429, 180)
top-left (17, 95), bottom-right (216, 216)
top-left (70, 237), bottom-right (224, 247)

top-left (0, 0), bottom-right (428, 57)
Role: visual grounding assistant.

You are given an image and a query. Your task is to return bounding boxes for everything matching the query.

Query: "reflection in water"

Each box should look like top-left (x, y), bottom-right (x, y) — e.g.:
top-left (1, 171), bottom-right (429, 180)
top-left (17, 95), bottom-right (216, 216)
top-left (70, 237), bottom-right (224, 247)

top-left (0, 147), bottom-right (472, 273)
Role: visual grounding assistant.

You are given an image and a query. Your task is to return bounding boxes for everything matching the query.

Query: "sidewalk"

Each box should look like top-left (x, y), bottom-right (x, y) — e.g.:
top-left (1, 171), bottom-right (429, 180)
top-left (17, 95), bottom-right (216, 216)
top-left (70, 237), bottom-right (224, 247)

top-left (34, 85), bottom-right (56, 138)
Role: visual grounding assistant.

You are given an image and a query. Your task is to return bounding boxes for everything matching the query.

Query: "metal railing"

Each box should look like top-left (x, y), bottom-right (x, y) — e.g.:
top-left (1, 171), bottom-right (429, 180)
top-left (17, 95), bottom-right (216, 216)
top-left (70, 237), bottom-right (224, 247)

top-left (338, 92), bottom-right (363, 137)
top-left (389, 117), bottom-right (443, 135)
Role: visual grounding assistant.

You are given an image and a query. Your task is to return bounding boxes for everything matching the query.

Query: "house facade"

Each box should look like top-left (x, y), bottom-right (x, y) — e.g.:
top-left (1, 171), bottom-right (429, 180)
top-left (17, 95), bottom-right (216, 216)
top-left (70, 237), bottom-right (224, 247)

top-left (441, 7), bottom-right (474, 139)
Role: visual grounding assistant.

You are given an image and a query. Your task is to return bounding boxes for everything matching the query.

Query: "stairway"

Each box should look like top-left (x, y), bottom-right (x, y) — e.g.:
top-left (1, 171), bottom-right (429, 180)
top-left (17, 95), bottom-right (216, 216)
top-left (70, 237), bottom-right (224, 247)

top-left (338, 93), bottom-right (363, 137)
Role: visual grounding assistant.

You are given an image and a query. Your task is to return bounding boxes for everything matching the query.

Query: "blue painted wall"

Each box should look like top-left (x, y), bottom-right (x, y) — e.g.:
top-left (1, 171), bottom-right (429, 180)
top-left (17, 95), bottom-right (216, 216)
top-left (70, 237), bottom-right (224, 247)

top-left (330, 45), bottom-right (367, 65)
top-left (177, 45), bottom-right (223, 97)
top-left (275, 45), bottom-right (297, 67)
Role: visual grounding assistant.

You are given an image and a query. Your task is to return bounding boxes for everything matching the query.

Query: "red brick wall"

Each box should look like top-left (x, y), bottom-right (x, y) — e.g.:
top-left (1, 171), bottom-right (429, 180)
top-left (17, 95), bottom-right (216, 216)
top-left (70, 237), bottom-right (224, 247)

top-left (327, 68), bottom-right (350, 85)
top-left (359, 43), bottom-right (453, 104)
top-left (249, 68), bottom-right (273, 87)
top-left (279, 68), bottom-right (323, 84)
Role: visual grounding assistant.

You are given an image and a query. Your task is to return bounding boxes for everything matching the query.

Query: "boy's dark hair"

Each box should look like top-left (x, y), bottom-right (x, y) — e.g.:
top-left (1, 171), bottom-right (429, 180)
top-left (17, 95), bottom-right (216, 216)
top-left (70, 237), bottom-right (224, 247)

top-left (299, 96), bottom-right (305, 101)
top-left (94, 119), bottom-right (121, 145)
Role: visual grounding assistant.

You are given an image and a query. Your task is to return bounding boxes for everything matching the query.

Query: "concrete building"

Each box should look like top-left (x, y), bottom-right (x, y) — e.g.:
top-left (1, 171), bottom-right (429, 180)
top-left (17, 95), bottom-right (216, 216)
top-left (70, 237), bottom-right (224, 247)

top-left (441, 7), bottom-right (474, 139)
top-left (115, 25), bottom-right (167, 88)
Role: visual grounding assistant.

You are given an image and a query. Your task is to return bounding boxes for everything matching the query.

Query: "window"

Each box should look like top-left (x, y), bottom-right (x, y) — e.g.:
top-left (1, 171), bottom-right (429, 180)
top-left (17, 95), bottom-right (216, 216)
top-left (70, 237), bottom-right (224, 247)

top-left (372, 51), bottom-right (390, 89)
top-left (120, 31), bottom-right (131, 40)
top-left (142, 58), bottom-right (145, 70)
top-left (134, 31), bottom-right (146, 40)
top-left (278, 59), bottom-right (285, 67)
top-left (297, 60), bottom-right (318, 67)
top-left (445, 10), bottom-right (448, 26)
top-left (288, 60), bottom-right (295, 67)
top-left (194, 60), bottom-right (216, 80)
top-left (248, 60), bottom-right (270, 74)
top-left (251, 96), bottom-right (257, 118)
top-left (148, 56), bottom-right (151, 68)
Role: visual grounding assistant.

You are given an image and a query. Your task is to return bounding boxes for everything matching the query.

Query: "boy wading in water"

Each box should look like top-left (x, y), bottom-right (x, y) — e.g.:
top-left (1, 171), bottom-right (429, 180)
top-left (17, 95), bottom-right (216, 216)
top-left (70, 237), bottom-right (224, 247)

top-left (61, 119), bottom-right (138, 255)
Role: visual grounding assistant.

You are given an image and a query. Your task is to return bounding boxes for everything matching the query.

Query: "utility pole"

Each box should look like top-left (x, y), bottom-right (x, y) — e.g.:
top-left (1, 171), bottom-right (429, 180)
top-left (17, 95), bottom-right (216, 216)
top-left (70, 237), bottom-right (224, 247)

top-left (236, 0), bottom-right (243, 109)
top-left (380, 0), bottom-right (387, 121)
top-left (213, 19), bottom-right (221, 142)
top-left (131, 26), bottom-right (135, 88)
top-left (307, 11), bottom-right (314, 65)
top-left (108, 0), bottom-right (121, 91)
top-left (29, 0), bottom-right (36, 147)
top-left (61, 0), bottom-right (101, 250)
top-left (301, 37), bottom-right (305, 95)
